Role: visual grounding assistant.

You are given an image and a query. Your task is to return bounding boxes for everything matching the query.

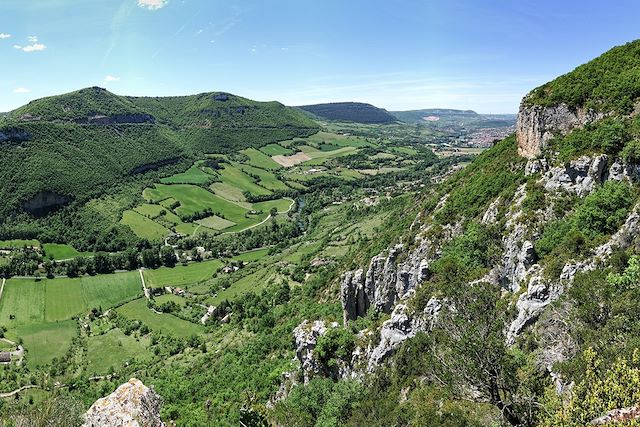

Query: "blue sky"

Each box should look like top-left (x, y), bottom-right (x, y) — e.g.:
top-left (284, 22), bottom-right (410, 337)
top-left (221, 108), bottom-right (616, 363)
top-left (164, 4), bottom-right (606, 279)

top-left (1, 0), bottom-right (640, 113)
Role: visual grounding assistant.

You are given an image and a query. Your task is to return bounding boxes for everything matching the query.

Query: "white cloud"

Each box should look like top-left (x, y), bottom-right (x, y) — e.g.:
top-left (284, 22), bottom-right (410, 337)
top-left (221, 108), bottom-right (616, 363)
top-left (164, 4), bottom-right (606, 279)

top-left (137, 0), bottom-right (168, 10)
top-left (13, 36), bottom-right (46, 52)
top-left (12, 87), bottom-right (30, 94)
top-left (0, 33), bottom-right (11, 39)
top-left (14, 43), bottom-right (47, 52)
top-left (104, 75), bottom-right (120, 83)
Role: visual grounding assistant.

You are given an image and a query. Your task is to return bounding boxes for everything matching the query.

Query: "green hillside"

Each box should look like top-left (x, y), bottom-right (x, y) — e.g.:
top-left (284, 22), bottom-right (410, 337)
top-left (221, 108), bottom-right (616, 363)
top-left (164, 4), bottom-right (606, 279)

top-left (526, 39), bottom-right (640, 113)
top-left (298, 102), bottom-right (398, 124)
top-left (0, 87), bottom-right (318, 245)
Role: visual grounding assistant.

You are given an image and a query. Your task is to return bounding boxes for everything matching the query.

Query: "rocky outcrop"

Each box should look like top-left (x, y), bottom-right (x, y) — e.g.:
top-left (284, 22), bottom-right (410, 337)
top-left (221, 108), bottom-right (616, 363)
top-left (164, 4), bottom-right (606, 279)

top-left (542, 155), bottom-right (609, 196)
top-left (293, 320), bottom-right (337, 384)
top-left (516, 102), bottom-right (605, 159)
top-left (590, 406), bottom-right (640, 425)
top-left (83, 378), bottom-right (164, 427)
top-left (22, 191), bottom-right (71, 216)
top-left (507, 204), bottom-right (640, 344)
top-left (0, 127), bottom-right (31, 143)
top-left (341, 235), bottom-right (439, 323)
top-left (365, 303), bottom-right (432, 371)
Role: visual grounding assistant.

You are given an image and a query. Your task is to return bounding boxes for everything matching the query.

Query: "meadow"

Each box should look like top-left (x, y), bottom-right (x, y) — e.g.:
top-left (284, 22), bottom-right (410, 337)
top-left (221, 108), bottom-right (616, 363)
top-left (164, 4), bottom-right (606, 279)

top-left (117, 298), bottom-right (202, 337)
top-left (86, 329), bottom-right (152, 375)
top-left (121, 210), bottom-right (171, 241)
top-left (42, 243), bottom-right (90, 260)
top-left (142, 259), bottom-right (224, 288)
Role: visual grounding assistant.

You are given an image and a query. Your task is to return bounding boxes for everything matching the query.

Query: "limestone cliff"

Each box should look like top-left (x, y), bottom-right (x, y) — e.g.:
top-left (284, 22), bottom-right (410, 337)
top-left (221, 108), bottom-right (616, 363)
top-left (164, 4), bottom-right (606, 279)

top-left (516, 100), bottom-right (605, 159)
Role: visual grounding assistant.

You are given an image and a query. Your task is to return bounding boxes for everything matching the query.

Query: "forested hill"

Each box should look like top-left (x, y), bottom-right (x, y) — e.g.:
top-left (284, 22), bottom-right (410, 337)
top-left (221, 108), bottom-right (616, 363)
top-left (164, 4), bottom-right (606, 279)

top-left (297, 102), bottom-right (398, 124)
top-left (0, 87), bottom-right (317, 222)
top-left (391, 108), bottom-right (478, 123)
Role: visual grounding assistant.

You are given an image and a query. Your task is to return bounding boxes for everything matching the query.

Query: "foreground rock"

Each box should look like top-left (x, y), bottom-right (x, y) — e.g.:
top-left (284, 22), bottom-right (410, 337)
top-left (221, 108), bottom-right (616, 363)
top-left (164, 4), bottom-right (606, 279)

top-left (83, 378), bottom-right (164, 427)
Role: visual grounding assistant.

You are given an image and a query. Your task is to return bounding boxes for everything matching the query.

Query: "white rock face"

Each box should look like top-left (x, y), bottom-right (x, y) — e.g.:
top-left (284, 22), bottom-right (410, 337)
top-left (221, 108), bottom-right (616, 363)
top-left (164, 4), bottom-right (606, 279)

top-left (83, 378), bottom-right (164, 427)
top-left (516, 101), bottom-right (605, 159)
top-left (542, 155), bottom-right (608, 196)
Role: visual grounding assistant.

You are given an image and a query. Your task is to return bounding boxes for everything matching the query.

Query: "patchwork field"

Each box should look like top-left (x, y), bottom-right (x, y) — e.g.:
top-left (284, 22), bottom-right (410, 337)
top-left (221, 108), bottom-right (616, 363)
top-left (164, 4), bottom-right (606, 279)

top-left (0, 272), bottom-right (142, 366)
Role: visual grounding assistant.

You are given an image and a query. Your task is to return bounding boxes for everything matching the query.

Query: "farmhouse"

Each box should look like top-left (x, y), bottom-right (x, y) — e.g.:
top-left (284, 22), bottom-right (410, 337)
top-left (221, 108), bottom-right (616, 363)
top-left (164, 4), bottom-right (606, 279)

top-left (0, 352), bottom-right (11, 363)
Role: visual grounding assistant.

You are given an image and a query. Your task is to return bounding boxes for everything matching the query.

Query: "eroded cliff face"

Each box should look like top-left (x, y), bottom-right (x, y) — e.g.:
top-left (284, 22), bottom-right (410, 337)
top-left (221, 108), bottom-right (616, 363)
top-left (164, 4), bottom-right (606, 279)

top-left (83, 378), bottom-right (164, 427)
top-left (516, 101), bottom-right (605, 159)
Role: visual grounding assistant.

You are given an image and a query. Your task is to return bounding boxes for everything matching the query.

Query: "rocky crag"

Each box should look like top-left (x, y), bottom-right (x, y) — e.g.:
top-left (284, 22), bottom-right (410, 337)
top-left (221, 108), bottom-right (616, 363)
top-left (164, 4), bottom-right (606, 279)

top-left (83, 378), bottom-right (164, 427)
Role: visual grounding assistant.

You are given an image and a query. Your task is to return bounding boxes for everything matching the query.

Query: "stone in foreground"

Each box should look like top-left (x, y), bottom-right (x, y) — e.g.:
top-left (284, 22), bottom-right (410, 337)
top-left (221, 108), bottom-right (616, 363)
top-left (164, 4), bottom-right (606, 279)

top-left (83, 378), bottom-right (164, 427)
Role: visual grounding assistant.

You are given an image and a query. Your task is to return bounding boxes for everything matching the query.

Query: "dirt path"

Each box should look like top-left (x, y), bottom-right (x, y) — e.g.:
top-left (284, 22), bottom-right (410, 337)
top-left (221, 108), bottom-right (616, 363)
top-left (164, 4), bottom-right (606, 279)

top-left (0, 385), bottom-right (39, 398)
top-left (139, 269), bottom-right (150, 300)
top-left (0, 278), bottom-right (5, 306)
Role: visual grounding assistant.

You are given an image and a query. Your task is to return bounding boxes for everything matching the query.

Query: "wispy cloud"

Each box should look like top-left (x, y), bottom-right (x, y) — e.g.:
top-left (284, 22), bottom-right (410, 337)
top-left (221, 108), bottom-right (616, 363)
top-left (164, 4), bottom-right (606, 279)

top-left (0, 33), bottom-right (11, 39)
top-left (104, 75), bottom-right (120, 83)
top-left (14, 35), bottom-right (46, 52)
top-left (138, 0), bottom-right (168, 10)
top-left (12, 87), bottom-right (30, 94)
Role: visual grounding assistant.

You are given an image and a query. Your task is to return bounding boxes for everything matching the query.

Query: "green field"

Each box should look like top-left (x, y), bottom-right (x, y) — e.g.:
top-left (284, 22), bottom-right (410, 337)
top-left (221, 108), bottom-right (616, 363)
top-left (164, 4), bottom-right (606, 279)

top-left (0, 279), bottom-right (44, 327)
top-left (16, 320), bottom-right (77, 366)
top-left (117, 298), bottom-right (202, 337)
top-left (253, 198), bottom-right (293, 213)
top-left (195, 215), bottom-right (236, 230)
top-left (241, 148), bottom-right (282, 170)
top-left (215, 164), bottom-right (271, 196)
top-left (0, 273), bottom-right (142, 329)
top-left (121, 210), bottom-right (171, 240)
top-left (299, 145), bottom-right (359, 165)
top-left (143, 259), bottom-right (224, 288)
top-left (86, 329), bottom-right (152, 374)
top-left (236, 163), bottom-right (291, 191)
top-left (259, 143), bottom-right (294, 156)
top-left (42, 243), bottom-right (90, 260)
top-left (144, 184), bottom-right (251, 220)
top-left (160, 164), bottom-right (215, 185)
top-left (0, 239), bottom-right (40, 249)
top-left (232, 248), bottom-right (271, 262)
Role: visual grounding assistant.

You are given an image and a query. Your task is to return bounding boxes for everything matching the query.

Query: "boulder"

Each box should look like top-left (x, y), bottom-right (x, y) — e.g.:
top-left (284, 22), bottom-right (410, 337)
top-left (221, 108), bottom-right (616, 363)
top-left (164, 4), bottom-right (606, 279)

top-left (83, 378), bottom-right (164, 427)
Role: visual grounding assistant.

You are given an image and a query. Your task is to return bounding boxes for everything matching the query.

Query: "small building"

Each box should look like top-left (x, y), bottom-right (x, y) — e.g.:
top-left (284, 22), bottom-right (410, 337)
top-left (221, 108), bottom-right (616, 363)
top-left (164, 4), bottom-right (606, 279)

top-left (0, 352), bottom-right (11, 363)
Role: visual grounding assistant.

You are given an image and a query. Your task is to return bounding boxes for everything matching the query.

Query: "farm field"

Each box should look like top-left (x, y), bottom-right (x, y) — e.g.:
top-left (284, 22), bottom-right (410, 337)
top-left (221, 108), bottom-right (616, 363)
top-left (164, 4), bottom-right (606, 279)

top-left (195, 215), bottom-right (236, 230)
top-left (215, 163), bottom-right (272, 196)
top-left (16, 320), bottom-right (77, 366)
top-left (235, 163), bottom-right (290, 191)
top-left (121, 210), bottom-right (171, 240)
top-left (0, 272), bottom-right (142, 328)
top-left (42, 243), bottom-right (90, 260)
top-left (0, 239), bottom-right (40, 249)
top-left (117, 298), bottom-right (202, 337)
top-left (240, 148), bottom-right (282, 170)
top-left (259, 143), bottom-right (294, 156)
top-left (232, 247), bottom-right (271, 262)
top-left (142, 259), bottom-right (224, 288)
top-left (86, 329), bottom-right (152, 374)
top-left (160, 164), bottom-right (214, 185)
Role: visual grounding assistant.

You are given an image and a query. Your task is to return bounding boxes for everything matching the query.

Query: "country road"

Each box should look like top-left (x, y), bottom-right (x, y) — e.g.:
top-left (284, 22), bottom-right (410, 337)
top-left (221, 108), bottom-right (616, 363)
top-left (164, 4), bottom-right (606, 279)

top-left (0, 385), bottom-right (39, 398)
